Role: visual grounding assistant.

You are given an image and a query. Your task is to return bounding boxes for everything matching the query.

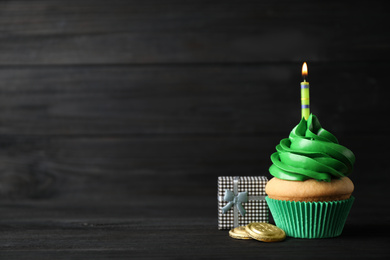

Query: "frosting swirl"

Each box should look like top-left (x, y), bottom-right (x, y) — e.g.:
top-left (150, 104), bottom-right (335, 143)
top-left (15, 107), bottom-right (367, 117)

top-left (269, 114), bottom-right (355, 182)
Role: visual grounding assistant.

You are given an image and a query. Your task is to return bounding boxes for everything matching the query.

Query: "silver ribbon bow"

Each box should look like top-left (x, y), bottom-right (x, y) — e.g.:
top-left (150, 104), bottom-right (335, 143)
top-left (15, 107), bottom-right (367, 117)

top-left (221, 190), bottom-right (248, 216)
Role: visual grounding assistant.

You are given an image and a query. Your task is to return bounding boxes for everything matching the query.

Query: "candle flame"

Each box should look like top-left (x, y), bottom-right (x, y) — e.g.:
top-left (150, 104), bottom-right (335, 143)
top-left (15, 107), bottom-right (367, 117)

top-left (302, 62), bottom-right (308, 77)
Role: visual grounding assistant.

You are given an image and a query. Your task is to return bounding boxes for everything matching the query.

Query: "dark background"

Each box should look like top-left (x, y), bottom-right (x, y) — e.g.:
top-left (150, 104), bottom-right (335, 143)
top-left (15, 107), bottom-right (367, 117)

top-left (0, 0), bottom-right (389, 259)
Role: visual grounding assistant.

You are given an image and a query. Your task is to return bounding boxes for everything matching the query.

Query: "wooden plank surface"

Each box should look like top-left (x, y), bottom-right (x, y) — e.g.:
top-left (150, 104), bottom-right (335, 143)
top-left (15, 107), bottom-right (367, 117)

top-left (1, 0), bottom-right (390, 258)
top-left (1, 62), bottom-right (388, 136)
top-left (0, 0), bottom-right (389, 65)
top-left (0, 134), bottom-right (382, 200)
top-left (0, 192), bottom-right (389, 259)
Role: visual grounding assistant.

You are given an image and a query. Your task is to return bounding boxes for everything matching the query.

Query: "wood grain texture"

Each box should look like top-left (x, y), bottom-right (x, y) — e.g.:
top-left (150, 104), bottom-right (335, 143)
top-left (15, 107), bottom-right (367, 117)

top-left (0, 134), bottom-right (383, 201)
top-left (1, 62), bottom-right (388, 136)
top-left (0, 0), bottom-right (389, 65)
top-left (0, 1), bottom-right (390, 258)
top-left (0, 192), bottom-right (389, 259)
top-left (0, 0), bottom-right (388, 204)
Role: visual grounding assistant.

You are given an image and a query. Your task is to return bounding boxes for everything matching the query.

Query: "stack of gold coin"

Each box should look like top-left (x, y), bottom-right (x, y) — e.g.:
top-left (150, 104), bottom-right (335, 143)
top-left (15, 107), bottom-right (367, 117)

top-left (229, 223), bottom-right (285, 242)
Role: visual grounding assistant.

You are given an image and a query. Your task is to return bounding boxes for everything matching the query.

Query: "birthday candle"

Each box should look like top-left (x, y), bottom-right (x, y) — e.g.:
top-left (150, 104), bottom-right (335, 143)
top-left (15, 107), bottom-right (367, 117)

top-left (301, 62), bottom-right (310, 120)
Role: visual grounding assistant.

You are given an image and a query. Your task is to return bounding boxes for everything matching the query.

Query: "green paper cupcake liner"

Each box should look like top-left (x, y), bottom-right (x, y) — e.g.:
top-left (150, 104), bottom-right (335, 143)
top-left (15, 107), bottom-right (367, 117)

top-left (266, 196), bottom-right (354, 239)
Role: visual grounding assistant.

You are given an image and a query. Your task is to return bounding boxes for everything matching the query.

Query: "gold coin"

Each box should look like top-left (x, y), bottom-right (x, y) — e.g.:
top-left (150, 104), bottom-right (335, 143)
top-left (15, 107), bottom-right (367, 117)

top-left (245, 222), bottom-right (286, 242)
top-left (229, 226), bottom-right (252, 240)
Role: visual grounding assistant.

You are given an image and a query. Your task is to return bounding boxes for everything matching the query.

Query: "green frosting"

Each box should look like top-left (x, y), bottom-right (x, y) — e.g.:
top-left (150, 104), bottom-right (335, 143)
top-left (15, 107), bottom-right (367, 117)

top-left (269, 114), bottom-right (355, 182)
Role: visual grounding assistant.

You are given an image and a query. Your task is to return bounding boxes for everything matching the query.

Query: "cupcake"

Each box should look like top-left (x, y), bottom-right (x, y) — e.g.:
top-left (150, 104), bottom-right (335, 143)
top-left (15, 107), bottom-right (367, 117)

top-left (265, 114), bottom-right (355, 238)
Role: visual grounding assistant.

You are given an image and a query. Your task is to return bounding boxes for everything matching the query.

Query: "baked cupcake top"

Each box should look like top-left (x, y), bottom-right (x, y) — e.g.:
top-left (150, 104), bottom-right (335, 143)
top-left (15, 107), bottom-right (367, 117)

top-left (269, 114), bottom-right (355, 182)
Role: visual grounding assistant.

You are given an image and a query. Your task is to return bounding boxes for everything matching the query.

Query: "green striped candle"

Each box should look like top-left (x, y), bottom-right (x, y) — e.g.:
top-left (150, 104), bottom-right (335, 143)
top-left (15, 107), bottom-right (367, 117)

top-left (301, 62), bottom-right (310, 120)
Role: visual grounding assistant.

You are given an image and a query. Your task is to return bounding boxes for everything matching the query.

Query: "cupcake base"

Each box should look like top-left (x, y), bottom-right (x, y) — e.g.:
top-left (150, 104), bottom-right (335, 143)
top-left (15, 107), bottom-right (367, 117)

top-left (266, 196), bottom-right (354, 239)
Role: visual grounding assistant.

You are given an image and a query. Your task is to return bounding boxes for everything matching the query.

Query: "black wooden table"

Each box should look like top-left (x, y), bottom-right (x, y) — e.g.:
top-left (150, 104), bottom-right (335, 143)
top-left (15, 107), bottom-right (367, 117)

top-left (1, 169), bottom-right (389, 259)
top-left (1, 0), bottom-right (390, 259)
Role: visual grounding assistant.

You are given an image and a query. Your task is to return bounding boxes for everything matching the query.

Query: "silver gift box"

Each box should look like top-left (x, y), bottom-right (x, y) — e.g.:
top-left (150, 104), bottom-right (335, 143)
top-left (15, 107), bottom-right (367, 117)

top-left (218, 176), bottom-right (268, 230)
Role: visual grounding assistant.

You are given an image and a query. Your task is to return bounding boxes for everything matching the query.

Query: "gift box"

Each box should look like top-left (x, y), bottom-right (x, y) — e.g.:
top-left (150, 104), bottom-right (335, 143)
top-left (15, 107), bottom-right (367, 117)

top-left (218, 176), bottom-right (268, 230)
